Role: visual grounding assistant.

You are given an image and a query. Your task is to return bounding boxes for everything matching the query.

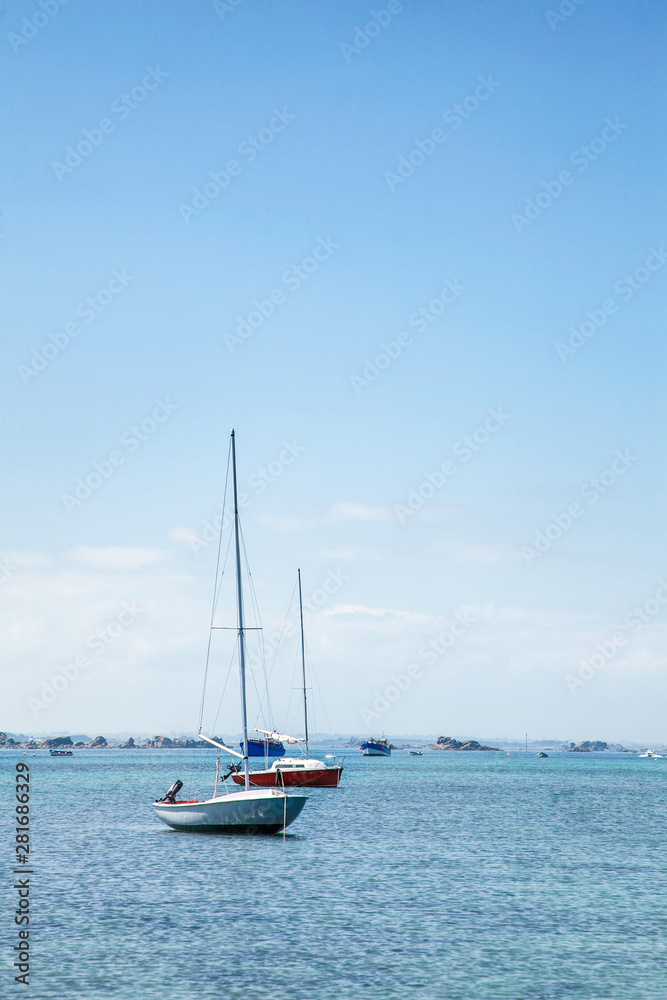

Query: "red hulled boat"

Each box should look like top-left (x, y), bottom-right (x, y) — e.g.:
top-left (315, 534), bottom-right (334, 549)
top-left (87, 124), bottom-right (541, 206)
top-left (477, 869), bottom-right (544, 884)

top-left (232, 757), bottom-right (343, 788)
top-left (233, 569), bottom-right (344, 789)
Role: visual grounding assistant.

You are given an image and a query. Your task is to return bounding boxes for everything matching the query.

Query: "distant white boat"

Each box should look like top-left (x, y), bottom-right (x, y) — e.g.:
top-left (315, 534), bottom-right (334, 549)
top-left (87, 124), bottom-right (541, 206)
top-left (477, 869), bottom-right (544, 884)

top-left (639, 749), bottom-right (664, 758)
top-left (153, 431), bottom-right (308, 834)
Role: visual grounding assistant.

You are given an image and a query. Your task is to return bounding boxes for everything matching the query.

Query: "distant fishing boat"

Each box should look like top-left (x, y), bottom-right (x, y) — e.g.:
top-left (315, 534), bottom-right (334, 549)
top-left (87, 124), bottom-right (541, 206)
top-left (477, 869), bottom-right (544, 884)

top-left (409, 750), bottom-right (423, 756)
top-left (49, 749), bottom-right (73, 757)
top-left (360, 736), bottom-right (391, 757)
top-left (233, 570), bottom-right (343, 789)
top-left (639, 749), bottom-right (664, 758)
top-left (153, 431), bottom-right (308, 834)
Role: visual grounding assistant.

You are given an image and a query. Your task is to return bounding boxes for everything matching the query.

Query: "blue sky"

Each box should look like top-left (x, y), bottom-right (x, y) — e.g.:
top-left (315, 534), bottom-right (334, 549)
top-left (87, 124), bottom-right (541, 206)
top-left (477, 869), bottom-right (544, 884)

top-left (2, 0), bottom-right (666, 742)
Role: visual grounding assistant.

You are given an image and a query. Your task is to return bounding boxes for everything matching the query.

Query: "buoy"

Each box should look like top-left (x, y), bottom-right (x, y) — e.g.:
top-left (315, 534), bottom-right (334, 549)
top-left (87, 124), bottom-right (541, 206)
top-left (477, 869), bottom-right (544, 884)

top-left (507, 753), bottom-right (510, 756)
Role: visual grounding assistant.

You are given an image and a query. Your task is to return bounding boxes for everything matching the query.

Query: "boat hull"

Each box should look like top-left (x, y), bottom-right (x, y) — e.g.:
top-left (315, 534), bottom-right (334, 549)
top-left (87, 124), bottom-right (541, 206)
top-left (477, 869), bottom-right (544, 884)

top-left (242, 739), bottom-right (286, 758)
top-left (361, 743), bottom-right (390, 756)
top-left (153, 789), bottom-right (307, 834)
top-left (231, 766), bottom-right (343, 788)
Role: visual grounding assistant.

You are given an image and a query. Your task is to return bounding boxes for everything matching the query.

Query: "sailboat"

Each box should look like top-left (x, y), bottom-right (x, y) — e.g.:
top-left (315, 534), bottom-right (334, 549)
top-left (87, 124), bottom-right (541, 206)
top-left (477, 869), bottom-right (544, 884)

top-left (232, 569), bottom-right (344, 788)
top-left (153, 430), bottom-right (308, 834)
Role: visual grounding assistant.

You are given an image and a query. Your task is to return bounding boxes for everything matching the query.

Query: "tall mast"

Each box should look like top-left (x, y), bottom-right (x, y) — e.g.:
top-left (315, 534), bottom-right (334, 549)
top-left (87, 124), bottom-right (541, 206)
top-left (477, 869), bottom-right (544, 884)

top-left (298, 568), bottom-right (309, 759)
top-left (231, 430), bottom-right (250, 792)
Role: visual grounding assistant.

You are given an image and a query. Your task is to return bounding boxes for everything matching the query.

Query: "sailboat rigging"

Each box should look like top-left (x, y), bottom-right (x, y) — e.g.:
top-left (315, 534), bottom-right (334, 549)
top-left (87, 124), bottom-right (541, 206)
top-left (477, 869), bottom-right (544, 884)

top-left (152, 430), bottom-right (308, 833)
top-left (232, 568), bottom-right (344, 788)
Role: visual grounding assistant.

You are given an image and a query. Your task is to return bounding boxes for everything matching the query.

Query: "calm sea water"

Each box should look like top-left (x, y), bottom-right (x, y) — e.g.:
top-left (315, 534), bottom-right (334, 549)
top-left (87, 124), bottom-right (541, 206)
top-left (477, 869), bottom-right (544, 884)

top-left (3, 748), bottom-right (667, 999)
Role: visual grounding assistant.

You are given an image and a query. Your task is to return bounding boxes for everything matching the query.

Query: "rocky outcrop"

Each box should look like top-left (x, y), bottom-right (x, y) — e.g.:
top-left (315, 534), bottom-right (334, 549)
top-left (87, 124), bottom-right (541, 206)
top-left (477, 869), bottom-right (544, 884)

top-left (119, 737), bottom-right (137, 748)
top-left (0, 732), bottom-right (19, 747)
top-left (145, 735), bottom-right (174, 748)
top-left (86, 736), bottom-right (108, 748)
top-left (566, 741), bottom-right (623, 752)
top-left (144, 735), bottom-right (211, 748)
top-left (40, 736), bottom-right (74, 749)
top-left (432, 736), bottom-right (500, 751)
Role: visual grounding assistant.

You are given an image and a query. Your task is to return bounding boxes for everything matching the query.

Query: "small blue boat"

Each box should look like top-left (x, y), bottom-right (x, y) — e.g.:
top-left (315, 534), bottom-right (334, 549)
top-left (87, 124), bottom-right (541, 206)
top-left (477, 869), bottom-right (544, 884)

top-left (241, 738), bottom-right (285, 758)
top-left (360, 736), bottom-right (391, 757)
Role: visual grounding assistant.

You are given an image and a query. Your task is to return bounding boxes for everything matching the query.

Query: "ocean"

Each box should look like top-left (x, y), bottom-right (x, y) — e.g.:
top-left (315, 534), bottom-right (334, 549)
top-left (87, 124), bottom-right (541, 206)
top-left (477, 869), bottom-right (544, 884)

top-left (4, 748), bottom-right (667, 999)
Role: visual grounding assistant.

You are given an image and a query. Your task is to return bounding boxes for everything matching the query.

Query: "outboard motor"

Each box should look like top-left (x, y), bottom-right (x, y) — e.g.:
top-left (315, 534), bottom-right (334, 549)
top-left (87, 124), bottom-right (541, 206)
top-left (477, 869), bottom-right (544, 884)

top-left (221, 763), bottom-right (242, 782)
top-left (159, 779), bottom-right (183, 803)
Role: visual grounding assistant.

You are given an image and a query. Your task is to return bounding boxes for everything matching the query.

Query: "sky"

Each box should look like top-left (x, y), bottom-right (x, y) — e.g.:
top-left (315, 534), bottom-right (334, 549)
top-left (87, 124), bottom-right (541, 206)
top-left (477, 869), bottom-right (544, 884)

top-left (2, 0), bottom-right (666, 742)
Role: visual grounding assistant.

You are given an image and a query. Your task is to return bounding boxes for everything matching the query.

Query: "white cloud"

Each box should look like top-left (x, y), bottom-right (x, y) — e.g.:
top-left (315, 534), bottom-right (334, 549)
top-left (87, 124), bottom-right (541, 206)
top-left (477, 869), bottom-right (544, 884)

top-left (169, 527), bottom-right (201, 546)
top-left (318, 547), bottom-right (368, 560)
top-left (256, 513), bottom-right (316, 532)
top-left (453, 543), bottom-right (519, 564)
top-left (1, 551), bottom-right (52, 569)
top-left (68, 546), bottom-right (169, 570)
top-left (328, 502), bottom-right (393, 522)
top-left (325, 603), bottom-right (434, 625)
